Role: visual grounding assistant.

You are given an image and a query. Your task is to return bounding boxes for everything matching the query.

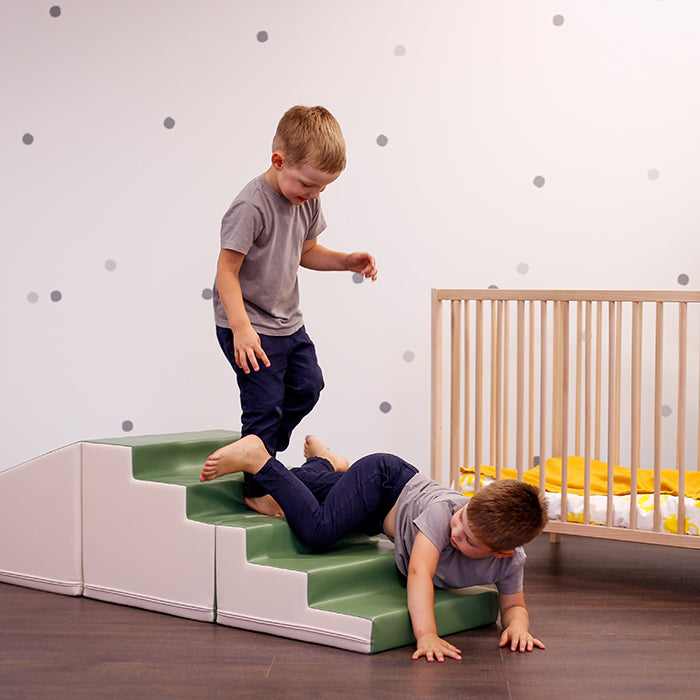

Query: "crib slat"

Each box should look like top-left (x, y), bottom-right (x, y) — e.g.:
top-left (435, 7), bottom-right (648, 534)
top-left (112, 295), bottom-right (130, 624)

top-left (677, 303), bottom-right (687, 533)
top-left (575, 301), bottom-right (583, 457)
top-left (474, 300), bottom-right (483, 486)
top-left (560, 302), bottom-right (570, 523)
top-left (516, 300), bottom-right (525, 478)
top-left (503, 302), bottom-right (510, 470)
top-left (528, 301), bottom-right (536, 470)
top-left (494, 301), bottom-right (503, 476)
top-left (630, 301), bottom-right (642, 530)
top-left (463, 301), bottom-right (470, 483)
top-left (606, 301), bottom-right (617, 527)
top-left (595, 301), bottom-right (603, 461)
top-left (539, 301), bottom-right (548, 495)
top-left (584, 301), bottom-right (592, 524)
top-left (653, 303), bottom-right (664, 532)
top-left (450, 301), bottom-right (461, 488)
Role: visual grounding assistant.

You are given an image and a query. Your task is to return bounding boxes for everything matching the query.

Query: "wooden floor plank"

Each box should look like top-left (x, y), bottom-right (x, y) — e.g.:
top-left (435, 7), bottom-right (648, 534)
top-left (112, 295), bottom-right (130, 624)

top-left (2, 534), bottom-right (699, 699)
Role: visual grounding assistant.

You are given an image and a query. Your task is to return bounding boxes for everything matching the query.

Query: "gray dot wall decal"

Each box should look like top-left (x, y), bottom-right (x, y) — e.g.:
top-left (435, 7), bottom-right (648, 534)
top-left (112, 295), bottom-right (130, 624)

top-left (163, 117), bottom-right (175, 129)
top-left (661, 405), bottom-right (672, 417)
top-left (403, 351), bottom-right (415, 363)
top-left (202, 288), bottom-right (213, 300)
top-left (394, 44), bottom-right (407, 57)
top-left (677, 273), bottom-right (689, 286)
top-left (517, 262), bottom-right (530, 275)
top-left (105, 259), bottom-right (117, 271)
top-left (27, 292), bottom-right (39, 304)
top-left (533, 175), bottom-right (545, 188)
top-left (257, 31), bottom-right (268, 42)
top-left (22, 133), bottom-right (34, 145)
top-left (553, 15), bottom-right (564, 26)
top-left (376, 134), bottom-right (389, 147)
top-left (50, 290), bottom-right (62, 302)
top-left (648, 168), bottom-right (660, 180)
top-left (122, 420), bottom-right (134, 432)
top-left (352, 273), bottom-right (364, 284)
top-left (49, 6), bottom-right (61, 18)
top-left (379, 401), bottom-right (392, 414)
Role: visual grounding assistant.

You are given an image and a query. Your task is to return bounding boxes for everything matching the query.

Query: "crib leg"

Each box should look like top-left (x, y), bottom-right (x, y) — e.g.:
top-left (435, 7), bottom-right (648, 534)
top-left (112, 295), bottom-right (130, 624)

top-left (549, 533), bottom-right (561, 544)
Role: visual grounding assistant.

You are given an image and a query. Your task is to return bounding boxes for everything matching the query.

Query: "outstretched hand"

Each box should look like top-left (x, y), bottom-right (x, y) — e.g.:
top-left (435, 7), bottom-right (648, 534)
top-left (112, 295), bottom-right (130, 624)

top-left (345, 251), bottom-right (378, 281)
top-left (499, 625), bottom-right (545, 653)
top-left (412, 633), bottom-right (462, 663)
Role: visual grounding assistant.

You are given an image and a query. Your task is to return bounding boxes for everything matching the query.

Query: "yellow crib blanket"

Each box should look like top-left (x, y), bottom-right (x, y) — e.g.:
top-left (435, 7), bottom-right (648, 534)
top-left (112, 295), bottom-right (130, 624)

top-left (461, 457), bottom-right (700, 500)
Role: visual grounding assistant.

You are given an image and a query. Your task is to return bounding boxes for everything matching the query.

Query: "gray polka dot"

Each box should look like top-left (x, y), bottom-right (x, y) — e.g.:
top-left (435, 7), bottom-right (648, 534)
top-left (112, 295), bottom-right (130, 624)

top-left (27, 291), bottom-right (39, 304)
top-left (105, 259), bottom-right (117, 271)
top-left (379, 401), bottom-right (392, 414)
top-left (647, 168), bottom-right (659, 180)
top-left (517, 262), bottom-right (530, 275)
top-left (352, 272), bottom-right (364, 284)
top-left (257, 30), bottom-right (269, 42)
top-left (22, 133), bottom-right (34, 145)
top-left (376, 134), bottom-right (389, 147)
top-left (533, 175), bottom-right (545, 188)
top-left (553, 15), bottom-right (564, 26)
top-left (403, 350), bottom-right (415, 363)
top-left (163, 117), bottom-right (175, 129)
top-left (532, 455), bottom-right (540, 467)
top-left (50, 290), bottom-right (62, 302)
top-left (488, 284), bottom-right (499, 290)
top-left (678, 273), bottom-right (689, 286)
top-left (202, 288), bottom-right (213, 300)
top-left (394, 44), bottom-right (407, 57)
top-left (49, 6), bottom-right (61, 18)
top-left (661, 405), bottom-right (672, 418)
top-left (122, 420), bottom-right (134, 432)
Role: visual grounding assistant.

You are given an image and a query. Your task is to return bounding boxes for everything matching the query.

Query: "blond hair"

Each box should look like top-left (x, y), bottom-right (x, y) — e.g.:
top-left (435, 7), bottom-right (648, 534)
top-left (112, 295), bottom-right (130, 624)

top-left (467, 480), bottom-right (548, 552)
top-left (272, 105), bottom-right (346, 174)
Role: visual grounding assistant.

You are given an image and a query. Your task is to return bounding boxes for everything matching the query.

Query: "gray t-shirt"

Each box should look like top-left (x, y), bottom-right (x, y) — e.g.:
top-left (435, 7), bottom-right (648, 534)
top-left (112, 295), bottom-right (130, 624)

top-left (213, 174), bottom-right (327, 336)
top-left (393, 474), bottom-right (525, 595)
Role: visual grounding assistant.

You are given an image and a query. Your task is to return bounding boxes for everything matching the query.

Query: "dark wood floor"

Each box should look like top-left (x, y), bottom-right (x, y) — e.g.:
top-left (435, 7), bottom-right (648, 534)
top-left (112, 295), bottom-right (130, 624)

top-left (2, 534), bottom-right (699, 699)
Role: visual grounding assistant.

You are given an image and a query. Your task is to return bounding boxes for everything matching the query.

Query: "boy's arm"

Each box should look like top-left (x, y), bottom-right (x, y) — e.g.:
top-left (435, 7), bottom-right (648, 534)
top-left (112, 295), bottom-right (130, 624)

top-left (299, 239), bottom-right (378, 280)
top-left (498, 591), bottom-right (545, 652)
top-left (407, 531), bottom-right (462, 663)
top-left (216, 249), bottom-right (270, 374)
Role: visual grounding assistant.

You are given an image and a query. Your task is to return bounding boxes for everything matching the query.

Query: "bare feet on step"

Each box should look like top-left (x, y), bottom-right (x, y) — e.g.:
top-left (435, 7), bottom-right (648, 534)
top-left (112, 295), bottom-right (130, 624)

top-left (303, 435), bottom-right (350, 471)
top-left (199, 435), bottom-right (270, 482)
top-left (245, 494), bottom-right (284, 517)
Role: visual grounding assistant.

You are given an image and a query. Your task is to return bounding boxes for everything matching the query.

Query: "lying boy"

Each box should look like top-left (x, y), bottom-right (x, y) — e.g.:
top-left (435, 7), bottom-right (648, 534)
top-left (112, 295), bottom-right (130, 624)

top-left (199, 435), bottom-right (548, 662)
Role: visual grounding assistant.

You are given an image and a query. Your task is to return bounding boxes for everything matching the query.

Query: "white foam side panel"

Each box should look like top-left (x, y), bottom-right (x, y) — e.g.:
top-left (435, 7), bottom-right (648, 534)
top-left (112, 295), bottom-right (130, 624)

top-left (82, 443), bottom-right (215, 621)
top-left (215, 525), bottom-right (373, 653)
top-left (0, 444), bottom-right (83, 595)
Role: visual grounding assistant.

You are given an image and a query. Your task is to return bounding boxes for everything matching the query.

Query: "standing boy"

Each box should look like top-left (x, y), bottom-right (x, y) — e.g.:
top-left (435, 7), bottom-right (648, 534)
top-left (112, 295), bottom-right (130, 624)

top-left (212, 106), bottom-right (377, 513)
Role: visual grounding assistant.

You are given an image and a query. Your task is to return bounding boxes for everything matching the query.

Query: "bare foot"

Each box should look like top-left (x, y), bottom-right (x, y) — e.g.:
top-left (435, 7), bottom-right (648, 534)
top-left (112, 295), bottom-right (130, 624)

top-left (303, 435), bottom-right (349, 471)
top-left (245, 494), bottom-right (284, 517)
top-left (199, 435), bottom-right (269, 482)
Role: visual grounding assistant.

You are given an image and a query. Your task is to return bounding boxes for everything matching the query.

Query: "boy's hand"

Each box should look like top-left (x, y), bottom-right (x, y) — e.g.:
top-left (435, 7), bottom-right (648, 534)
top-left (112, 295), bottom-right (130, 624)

top-left (345, 252), bottom-right (378, 281)
top-left (412, 633), bottom-right (462, 663)
top-left (233, 324), bottom-right (271, 374)
top-left (498, 625), bottom-right (545, 653)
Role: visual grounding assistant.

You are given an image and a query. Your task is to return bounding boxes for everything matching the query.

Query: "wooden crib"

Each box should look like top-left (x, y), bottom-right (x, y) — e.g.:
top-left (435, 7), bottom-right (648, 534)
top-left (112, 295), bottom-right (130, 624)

top-left (430, 289), bottom-right (700, 549)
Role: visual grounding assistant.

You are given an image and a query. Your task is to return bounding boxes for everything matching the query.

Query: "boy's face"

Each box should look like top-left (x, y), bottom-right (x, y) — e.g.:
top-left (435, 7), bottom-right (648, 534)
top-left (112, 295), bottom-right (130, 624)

top-left (270, 153), bottom-right (341, 206)
top-left (449, 506), bottom-right (513, 559)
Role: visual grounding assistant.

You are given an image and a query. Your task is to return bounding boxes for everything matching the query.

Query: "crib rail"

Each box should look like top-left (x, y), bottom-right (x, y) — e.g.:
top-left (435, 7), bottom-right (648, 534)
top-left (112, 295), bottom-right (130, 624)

top-left (431, 289), bottom-right (700, 548)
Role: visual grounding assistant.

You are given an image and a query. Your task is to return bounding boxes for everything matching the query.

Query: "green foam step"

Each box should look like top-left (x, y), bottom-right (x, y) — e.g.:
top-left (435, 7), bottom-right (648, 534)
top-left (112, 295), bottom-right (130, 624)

top-left (92, 431), bottom-right (499, 652)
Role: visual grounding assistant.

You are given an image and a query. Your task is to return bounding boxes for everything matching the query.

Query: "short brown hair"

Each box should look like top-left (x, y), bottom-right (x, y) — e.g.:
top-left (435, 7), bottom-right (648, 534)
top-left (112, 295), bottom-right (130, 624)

top-left (272, 105), bottom-right (346, 174)
top-left (467, 480), bottom-right (548, 552)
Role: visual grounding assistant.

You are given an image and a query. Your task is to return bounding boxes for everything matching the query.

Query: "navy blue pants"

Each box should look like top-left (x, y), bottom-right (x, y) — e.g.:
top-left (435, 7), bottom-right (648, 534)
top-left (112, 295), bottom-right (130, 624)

top-left (217, 325), bottom-right (324, 497)
top-left (251, 453), bottom-right (418, 552)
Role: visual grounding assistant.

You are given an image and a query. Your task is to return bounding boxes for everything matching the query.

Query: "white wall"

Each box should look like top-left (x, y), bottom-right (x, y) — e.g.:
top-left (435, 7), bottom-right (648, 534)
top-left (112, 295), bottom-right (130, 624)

top-left (2, 0), bottom-right (699, 473)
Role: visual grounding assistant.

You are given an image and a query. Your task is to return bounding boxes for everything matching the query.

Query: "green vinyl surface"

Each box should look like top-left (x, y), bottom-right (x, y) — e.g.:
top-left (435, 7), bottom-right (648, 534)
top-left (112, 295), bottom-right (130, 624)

top-left (90, 430), bottom-right (499, 652)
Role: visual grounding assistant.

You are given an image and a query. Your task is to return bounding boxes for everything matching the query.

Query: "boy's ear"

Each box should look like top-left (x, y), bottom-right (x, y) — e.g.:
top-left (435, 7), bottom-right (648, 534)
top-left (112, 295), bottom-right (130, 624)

top-left (271, 151), bottom-right (285, 170)
top-left (493, 550), bottom-right (515, 559)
